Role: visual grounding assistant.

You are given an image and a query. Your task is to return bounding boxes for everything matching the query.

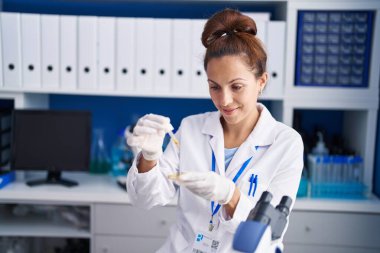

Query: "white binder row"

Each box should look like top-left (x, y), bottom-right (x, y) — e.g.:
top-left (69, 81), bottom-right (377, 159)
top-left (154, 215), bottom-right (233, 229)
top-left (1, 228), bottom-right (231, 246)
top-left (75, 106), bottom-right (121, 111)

top-left (0, 12), bottom-right (285, 99)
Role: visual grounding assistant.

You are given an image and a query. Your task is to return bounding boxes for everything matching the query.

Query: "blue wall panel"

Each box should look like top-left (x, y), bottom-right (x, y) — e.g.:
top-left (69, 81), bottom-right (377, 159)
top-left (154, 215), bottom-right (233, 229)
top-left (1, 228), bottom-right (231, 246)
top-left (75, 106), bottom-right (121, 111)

top-left (49, 95), bottom-right (216, 152)
top-left (49, 95), bottom-right (272, 154)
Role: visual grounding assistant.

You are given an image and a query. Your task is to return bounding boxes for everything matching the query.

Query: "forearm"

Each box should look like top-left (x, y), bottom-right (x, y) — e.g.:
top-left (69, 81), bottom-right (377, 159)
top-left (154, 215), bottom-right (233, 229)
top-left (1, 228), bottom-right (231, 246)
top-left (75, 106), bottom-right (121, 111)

top-left (127, 155), bottom-right (177, 208)
top-left (137, 154), bottom-right (157, 173)
top-left (224, 187), bottom-right (241, 217)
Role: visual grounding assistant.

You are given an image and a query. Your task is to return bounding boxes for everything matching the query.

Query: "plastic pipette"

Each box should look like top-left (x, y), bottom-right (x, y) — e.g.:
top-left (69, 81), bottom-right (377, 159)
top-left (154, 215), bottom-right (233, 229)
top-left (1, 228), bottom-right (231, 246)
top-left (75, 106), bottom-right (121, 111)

top-left (168, 130), bottom-right (179, 145)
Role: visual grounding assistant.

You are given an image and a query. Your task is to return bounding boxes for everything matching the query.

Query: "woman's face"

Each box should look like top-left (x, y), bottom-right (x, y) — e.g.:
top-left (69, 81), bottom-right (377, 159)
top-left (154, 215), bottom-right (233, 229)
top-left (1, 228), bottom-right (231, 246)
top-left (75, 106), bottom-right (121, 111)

top-left (206, 55), bottom-right (267, 127)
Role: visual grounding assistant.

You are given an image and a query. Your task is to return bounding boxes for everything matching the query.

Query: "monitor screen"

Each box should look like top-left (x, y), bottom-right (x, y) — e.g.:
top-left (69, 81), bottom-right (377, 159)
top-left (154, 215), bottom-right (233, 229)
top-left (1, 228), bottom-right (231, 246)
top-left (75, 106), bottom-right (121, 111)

top-left (11, 110), bottom-right (91, 172)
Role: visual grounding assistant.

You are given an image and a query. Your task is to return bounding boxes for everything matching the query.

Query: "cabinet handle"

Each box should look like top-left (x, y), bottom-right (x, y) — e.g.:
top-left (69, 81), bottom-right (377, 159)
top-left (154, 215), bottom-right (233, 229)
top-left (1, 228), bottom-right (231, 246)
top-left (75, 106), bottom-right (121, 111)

top-left (305, 226), bottom-right (311, 232)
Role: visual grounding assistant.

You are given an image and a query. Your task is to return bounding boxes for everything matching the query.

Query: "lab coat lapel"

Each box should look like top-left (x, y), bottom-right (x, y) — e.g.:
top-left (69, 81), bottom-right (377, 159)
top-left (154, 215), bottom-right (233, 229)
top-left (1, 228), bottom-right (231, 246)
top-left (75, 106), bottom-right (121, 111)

top-left (202, 112), bottom-right (226, 177)
top-left (225, 104), bottom-right (277, 179)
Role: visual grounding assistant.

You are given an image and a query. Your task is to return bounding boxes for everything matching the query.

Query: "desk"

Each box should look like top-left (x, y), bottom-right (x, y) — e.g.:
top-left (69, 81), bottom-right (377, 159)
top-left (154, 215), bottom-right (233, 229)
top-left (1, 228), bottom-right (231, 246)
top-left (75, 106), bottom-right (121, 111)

top-left (1, 172), bottom-right (380, 253)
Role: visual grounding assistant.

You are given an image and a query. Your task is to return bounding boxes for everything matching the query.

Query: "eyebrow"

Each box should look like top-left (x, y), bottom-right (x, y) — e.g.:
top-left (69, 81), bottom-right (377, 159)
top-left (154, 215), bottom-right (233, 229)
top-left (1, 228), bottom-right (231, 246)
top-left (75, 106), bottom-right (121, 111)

top-left (207, 78), bottom-right (248, 85)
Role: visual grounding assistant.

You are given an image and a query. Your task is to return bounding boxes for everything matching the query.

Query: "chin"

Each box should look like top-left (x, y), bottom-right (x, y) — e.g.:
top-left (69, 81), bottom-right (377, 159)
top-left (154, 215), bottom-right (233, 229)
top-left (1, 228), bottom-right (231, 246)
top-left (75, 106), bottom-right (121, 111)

top-left (222, 114), bottom-right (242, 125)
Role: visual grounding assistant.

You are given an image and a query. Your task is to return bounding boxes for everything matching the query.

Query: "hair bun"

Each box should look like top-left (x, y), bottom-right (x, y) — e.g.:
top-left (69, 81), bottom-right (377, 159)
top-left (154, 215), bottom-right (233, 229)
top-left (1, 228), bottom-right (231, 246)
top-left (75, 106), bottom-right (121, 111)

top-left (202, 9), bottom-right (257, 48)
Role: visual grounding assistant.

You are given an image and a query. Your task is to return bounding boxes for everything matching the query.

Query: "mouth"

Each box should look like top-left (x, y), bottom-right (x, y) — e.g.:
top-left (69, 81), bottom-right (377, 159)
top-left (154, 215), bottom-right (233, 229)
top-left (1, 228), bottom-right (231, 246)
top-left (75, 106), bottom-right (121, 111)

top-left (221, 107), bottom-right (238, 115)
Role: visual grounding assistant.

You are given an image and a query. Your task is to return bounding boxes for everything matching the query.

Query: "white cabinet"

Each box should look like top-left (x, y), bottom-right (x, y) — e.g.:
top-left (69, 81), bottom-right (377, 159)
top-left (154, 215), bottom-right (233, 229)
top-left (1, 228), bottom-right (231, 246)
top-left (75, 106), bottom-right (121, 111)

top-left (284, 244), bottom-right (380, 253)
top-left (94, 204), bottom-right (176, 237)
top-left (94, 235), bottom-right (165, 253)
top-left (284, 210), bottom-right (380, 253)
top-left (93, 204), bottom-right (176, 252)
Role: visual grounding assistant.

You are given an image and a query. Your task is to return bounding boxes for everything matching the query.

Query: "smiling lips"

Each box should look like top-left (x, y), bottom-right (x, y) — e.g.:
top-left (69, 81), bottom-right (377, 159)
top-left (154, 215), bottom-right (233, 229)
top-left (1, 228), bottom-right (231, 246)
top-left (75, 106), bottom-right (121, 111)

top-left (222, 107), bottom-right (238, 115)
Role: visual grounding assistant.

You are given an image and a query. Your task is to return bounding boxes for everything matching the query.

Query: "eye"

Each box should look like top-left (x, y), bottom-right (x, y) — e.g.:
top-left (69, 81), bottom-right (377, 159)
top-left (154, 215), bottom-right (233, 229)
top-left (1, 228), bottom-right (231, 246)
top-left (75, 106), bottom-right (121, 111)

top-left (209, 84), bottom-right (220, 90)
top-left (231, 84), bottom-right (243, 91)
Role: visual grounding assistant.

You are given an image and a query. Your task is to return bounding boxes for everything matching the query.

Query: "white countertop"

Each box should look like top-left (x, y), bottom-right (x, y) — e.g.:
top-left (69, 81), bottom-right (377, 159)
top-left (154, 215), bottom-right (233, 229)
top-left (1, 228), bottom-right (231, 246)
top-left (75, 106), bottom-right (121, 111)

top-left (294, 196), bottom-right (380, 213)
top-left (1, 172), bottom-right (379, 213)
top-left (0, 172), bottom-right (132, 204)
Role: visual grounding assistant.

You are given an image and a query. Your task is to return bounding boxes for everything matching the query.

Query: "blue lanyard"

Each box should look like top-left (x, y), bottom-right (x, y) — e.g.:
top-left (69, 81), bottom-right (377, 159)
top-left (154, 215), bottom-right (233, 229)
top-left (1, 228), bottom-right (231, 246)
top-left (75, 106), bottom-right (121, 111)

top-left (210, 151), bottom-right (253, 225)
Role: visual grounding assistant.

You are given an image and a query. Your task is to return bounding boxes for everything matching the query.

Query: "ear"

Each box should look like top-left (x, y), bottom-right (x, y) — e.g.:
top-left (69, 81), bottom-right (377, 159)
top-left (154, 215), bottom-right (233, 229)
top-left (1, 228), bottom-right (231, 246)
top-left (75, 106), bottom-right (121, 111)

top-left (257, 72), bottom-right (268, 91)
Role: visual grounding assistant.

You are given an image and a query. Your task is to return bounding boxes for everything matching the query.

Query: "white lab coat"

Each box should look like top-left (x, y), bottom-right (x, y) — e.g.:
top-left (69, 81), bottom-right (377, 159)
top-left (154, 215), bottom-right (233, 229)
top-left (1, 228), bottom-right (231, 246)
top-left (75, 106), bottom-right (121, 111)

top-left (127, 103), bottom-right (304, 252)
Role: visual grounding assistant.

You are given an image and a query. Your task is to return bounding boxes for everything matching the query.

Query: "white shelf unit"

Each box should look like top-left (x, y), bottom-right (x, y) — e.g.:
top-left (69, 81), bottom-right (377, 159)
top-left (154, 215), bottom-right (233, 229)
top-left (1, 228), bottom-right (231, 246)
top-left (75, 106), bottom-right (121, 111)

top-left (283, 99), bottom-right (378, 191)
top-left (284, 0), bottom-right (380, 195)
top-left (0, 203), bottom-right (91, 238)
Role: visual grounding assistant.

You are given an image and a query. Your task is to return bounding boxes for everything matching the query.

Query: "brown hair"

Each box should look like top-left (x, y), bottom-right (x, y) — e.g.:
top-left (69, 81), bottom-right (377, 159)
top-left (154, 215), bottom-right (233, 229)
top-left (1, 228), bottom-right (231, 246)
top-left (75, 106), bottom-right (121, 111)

top-left (201, 9), bottom-right (267, 78)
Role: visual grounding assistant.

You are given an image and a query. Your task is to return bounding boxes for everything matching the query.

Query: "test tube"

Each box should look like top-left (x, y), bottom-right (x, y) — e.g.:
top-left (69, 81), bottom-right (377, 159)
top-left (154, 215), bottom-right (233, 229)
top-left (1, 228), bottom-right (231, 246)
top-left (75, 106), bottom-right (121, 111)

top-left (353, 156), bottom-right (364, 183)
top-left (342, 156), bottom-right (349, 182)
top-left (323, 155), bottom-right (331, 183)
top-left (348, 156), bottom-right (354, 182)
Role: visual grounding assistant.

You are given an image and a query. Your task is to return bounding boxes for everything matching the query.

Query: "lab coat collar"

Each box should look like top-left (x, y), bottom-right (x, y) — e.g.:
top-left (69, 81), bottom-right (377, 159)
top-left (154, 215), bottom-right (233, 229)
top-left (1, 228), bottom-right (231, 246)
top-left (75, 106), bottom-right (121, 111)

top-left (203, 111), bottom-right (226, 176)
top-left (245, 103), bottom-right (277, 147)
top-left (201, 103), bottom-right (277, 177)
top-left (201, 103), bottom-right (276, 146)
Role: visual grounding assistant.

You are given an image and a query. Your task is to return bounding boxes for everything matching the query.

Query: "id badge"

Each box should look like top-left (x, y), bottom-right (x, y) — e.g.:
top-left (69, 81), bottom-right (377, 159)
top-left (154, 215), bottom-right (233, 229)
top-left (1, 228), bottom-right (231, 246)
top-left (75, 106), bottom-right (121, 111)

top-left (191, 230), bottom-right (221, 253)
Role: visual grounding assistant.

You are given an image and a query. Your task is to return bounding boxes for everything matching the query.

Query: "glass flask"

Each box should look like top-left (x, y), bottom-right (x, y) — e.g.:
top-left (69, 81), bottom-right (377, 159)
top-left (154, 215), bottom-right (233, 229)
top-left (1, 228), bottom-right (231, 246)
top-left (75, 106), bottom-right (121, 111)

top-left (111, 131), bottom-right (134, 177)
top-left (90, 128), bottom-right (111, 174)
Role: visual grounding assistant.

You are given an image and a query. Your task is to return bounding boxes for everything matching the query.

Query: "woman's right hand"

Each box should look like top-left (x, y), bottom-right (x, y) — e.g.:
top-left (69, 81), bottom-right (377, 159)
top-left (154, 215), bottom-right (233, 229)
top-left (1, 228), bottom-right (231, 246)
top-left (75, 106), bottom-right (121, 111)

top-left (127, 114), bottom-right (173, 162)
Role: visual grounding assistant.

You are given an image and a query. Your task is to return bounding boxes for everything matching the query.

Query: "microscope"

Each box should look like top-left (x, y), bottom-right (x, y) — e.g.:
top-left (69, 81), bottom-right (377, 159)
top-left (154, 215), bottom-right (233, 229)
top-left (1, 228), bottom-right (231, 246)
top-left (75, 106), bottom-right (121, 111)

top-left (233, 191), bottom-right (292, 253)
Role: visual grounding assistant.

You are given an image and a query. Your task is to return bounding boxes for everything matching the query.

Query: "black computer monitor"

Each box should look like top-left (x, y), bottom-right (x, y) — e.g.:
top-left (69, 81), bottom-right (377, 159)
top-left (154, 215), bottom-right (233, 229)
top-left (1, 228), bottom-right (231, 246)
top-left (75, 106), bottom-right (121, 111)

top-left (11, 110), bottom-right (91, 187)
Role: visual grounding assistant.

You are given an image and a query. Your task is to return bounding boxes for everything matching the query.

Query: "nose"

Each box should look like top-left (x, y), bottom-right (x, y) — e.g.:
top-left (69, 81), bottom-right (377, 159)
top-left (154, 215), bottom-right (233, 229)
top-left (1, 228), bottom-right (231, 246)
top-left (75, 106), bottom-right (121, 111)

top-left (220, 89), bottom-right (233, 107)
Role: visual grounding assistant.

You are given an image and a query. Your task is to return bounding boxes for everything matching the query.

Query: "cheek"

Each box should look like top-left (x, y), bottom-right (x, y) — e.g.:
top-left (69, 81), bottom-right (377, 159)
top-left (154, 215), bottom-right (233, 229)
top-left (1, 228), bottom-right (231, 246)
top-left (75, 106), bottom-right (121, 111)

top-left (237, 93), bottom-right (254, 104)
top-left (209, 92), bottom-right (219, 107)
top-left (209, 91), bottom-right (219, 102)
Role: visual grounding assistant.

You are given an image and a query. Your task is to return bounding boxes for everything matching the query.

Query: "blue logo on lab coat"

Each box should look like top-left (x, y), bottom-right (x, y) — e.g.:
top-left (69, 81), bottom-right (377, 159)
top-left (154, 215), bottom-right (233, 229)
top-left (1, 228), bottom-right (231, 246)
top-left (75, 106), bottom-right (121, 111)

top-left (196, 234), bottom-right (203, 241)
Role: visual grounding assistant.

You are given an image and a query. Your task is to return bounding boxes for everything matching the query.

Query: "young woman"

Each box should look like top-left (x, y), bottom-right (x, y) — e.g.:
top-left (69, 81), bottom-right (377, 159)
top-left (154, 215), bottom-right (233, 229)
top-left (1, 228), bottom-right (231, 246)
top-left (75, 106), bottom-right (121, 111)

top-left (127, 9), bottom-right (304, 252)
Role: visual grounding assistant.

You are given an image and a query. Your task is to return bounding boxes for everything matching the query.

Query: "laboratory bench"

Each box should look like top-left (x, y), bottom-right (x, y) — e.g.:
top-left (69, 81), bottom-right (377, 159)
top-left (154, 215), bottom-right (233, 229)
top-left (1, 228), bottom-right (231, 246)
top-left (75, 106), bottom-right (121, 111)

top-left (0, 172), bottom-right (380, 253)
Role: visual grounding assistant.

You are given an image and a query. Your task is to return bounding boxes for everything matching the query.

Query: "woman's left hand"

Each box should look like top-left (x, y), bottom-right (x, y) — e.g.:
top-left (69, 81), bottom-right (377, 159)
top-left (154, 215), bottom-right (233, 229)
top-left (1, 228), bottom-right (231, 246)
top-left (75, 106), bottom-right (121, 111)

top-left (173, 171), bottom-right (235, 205)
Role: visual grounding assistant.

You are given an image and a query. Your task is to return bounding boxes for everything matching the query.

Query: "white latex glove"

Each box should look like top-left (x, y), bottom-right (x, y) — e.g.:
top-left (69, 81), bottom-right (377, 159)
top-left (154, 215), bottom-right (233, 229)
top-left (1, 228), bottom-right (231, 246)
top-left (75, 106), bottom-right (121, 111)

top-left (124, 125), bottom-right (141, 158)
top-left (174, 171), bottom-right (236, 205)
top-left (127, 114), bottom-right (173, 161)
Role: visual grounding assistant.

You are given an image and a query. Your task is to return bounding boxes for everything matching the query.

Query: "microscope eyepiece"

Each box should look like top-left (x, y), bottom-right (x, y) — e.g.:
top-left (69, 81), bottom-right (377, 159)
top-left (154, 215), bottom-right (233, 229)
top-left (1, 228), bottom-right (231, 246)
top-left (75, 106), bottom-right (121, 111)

top-left (275, 196), bottom-right (292, 217)
top-left (258, 191), bottom-right (272, 203)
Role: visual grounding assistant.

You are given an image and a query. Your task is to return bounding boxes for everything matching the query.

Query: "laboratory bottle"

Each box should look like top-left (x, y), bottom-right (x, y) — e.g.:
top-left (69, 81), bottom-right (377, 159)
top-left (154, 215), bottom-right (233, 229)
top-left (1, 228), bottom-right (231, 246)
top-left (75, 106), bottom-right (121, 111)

top-left (90, 128), bottom-right (111, 174)
top-left (111, 131), bottom-right (134, 177)
top-left (312, 131), bottom-right (329, 156)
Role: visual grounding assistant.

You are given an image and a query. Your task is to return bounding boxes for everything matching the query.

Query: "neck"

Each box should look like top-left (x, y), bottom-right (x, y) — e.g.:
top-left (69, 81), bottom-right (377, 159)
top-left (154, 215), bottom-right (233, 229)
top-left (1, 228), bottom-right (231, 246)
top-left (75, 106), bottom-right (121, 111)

top-left (222, 108), bottom-right (260, 148)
